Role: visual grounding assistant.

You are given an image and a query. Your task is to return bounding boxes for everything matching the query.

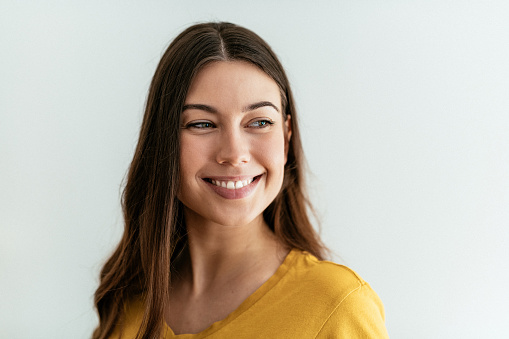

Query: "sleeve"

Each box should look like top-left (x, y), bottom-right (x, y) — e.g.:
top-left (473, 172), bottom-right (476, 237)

top-left (107, 299), bottom-right (145, 339)
top-left (315, 282), bottom-right (389, 338)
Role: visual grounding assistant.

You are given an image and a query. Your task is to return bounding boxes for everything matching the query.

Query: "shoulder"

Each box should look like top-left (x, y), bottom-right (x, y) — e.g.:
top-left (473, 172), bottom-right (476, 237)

top-left (285, 249), bottom-right (389, 338)
top-left (108, 297), bottom-right (145, 339)
top-left (288, 249), bottom-right (368, 298)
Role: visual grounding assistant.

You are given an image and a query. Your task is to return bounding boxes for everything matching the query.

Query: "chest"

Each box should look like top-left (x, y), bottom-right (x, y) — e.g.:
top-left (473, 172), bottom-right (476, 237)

top-left (163, 289), bottom-right (338, 338)
top-left (164, 284), bottom-right (258, 335)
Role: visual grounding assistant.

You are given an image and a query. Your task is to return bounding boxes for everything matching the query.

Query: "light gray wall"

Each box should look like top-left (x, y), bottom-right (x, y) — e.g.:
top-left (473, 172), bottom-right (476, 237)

top-left (1, 1), bottom-right (508, 338)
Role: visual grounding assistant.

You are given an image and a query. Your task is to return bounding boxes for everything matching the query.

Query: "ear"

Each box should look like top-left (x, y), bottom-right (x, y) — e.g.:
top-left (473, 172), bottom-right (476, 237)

top-left (284, 115), bottom-right (292, 164)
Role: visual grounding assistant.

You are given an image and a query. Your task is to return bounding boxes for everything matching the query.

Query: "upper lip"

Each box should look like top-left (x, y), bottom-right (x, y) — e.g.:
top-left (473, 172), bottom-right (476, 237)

top-left (203, 174), bottom-right (262, 181)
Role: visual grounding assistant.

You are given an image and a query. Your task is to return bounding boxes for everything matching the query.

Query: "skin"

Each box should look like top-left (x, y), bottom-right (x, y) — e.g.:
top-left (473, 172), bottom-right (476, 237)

top-left (165, 61), bottom-right (292, 334)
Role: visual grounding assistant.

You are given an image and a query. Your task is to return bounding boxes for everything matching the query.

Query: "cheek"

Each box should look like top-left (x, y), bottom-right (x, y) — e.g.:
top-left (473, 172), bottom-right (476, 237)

top-left (254, 132), bottom-right (287, 171)
top-left (179, 136), bottom-right (208, 181)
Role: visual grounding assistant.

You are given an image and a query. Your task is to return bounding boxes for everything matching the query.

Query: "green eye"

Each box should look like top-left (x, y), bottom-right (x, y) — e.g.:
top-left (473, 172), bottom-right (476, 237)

top-left (187, 122), bottom-right (214, 129)
top-left (250, 120), bottom-right (274, 128)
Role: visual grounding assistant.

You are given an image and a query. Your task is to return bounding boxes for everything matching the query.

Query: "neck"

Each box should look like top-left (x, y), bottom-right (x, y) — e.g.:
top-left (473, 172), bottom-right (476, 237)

top-left (174, 208), bottom-right (288, 296)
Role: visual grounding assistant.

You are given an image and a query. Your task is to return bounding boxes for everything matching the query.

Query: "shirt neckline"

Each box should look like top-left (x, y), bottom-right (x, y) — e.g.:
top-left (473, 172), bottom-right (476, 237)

top-left (164, 248), bottom-right (300, 338)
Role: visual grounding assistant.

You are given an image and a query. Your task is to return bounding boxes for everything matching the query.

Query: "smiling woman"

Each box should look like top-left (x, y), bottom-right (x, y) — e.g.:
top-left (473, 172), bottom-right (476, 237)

top-left (179, 61), bottom-right (289, 224)
top-left (93, 22), bottom-right (389, 339)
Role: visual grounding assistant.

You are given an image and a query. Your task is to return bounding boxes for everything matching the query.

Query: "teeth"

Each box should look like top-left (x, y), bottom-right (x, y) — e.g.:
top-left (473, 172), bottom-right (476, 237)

top-left (210, 177), bottom-right (255, 189)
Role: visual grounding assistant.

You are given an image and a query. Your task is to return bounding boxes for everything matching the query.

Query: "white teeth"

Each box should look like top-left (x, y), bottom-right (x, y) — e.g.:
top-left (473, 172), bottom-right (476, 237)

top-left (210, 177), bottom-right (256, 189)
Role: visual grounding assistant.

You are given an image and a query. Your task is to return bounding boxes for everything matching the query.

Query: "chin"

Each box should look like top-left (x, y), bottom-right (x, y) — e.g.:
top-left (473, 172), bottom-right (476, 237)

top-left (207, 210), bottom-right (263, 228)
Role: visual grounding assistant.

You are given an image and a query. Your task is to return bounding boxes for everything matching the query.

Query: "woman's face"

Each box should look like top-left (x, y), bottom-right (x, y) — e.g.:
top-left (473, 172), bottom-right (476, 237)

top-left (178, 61), bottom-right (291, 227)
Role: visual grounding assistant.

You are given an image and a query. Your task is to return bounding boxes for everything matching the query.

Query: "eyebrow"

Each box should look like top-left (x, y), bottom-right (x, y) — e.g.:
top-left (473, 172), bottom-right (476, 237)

top-left (182, 103), bottom-right (218, 114)
top-left (182, 101), bottom-right (280, 114)
top-left (243, 101), bottom-right (280, 113)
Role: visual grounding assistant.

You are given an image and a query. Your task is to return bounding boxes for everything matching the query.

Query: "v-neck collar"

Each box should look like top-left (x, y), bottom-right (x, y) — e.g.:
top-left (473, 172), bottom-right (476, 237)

top-left (164, 248), bottom-right (299, 338)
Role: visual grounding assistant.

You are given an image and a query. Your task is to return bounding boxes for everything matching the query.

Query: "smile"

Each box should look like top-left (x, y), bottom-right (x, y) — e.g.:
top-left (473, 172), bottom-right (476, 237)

top-left (210, 178), bottom-right (254, 189)
top-left (203, 175), bottom-right (262, 199)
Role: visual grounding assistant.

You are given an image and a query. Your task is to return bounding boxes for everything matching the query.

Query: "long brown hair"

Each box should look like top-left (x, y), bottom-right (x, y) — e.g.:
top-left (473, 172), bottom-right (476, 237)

top-left (93, 22), bottom-right (327, 339)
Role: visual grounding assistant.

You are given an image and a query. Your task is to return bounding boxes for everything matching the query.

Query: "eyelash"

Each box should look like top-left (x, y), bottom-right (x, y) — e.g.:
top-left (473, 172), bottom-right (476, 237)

top-left (185, 121), bottom-right (214, 129)
top-left (249, 119), bottom-right (275, 128)
top-left (184, 119), bottom-right (275, 129)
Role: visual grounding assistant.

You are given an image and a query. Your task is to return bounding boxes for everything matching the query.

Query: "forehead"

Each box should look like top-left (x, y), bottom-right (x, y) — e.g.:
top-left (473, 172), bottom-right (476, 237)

top-left (185, 61), bottom-right (282, 110)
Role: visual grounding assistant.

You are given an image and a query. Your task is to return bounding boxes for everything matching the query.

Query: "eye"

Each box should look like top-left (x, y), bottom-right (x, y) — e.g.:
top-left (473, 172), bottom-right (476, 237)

top-left (185, 121), bottom-right (215, 129)
top-left (248, 119), bottom-right (275, 128)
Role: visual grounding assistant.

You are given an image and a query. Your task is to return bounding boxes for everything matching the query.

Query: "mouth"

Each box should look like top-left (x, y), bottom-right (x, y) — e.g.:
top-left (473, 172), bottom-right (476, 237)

top-left (203, 175), bottom-right (262, 190)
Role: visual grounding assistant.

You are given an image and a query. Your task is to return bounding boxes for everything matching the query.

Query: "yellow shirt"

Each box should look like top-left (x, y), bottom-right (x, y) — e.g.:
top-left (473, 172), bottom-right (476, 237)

top-left (112, 249), bottom-right (389, 338)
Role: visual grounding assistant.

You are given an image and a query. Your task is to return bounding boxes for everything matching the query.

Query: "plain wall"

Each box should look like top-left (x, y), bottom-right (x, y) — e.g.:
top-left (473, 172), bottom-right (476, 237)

top-left (1, 1), bottom-right (508, 338)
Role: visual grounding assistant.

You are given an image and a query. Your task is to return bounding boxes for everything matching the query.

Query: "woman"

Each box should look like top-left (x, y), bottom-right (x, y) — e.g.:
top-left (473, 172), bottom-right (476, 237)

top-left (93, 22), bottom-right (388, 338)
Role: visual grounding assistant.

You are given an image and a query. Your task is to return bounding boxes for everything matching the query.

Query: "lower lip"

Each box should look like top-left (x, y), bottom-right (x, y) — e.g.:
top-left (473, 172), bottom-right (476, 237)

top-left (204, 176), bottom-right (261, 199)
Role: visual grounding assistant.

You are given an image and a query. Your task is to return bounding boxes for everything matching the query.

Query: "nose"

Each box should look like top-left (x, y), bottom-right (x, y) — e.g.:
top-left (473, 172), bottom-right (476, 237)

top-left (216, 128), bottom-right (250, 166)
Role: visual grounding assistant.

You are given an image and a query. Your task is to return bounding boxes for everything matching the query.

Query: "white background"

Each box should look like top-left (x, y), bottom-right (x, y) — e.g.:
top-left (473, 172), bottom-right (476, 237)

top-left (1, 1), bottom-right (508, 338)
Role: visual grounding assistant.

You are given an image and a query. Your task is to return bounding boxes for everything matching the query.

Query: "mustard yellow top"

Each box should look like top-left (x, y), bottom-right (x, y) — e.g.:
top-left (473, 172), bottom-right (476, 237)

top-left (112, 249), bottom-right (389, 338)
